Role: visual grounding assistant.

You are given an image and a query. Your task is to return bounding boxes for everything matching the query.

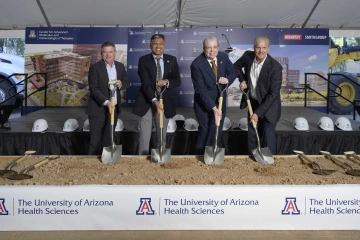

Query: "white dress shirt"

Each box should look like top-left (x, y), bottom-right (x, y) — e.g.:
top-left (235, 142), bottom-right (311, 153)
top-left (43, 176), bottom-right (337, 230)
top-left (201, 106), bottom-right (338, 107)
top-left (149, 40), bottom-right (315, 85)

top-left (250, 56), bottom-right (267, 100)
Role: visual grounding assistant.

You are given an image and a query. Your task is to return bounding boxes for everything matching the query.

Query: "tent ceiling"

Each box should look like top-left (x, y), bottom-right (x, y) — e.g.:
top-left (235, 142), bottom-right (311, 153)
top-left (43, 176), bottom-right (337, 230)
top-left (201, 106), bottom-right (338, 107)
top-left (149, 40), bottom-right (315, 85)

top-left (1, 0), bottom-right (359, 29)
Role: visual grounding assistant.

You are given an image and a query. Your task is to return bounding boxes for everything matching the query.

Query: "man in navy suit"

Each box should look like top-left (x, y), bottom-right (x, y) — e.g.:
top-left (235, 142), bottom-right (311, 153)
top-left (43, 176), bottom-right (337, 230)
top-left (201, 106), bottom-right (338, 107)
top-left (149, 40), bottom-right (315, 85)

top-left (133, 34), bottom-right (181, 155)
top-left (234, 36), bottom-right (282, 154)
top-left (86, 41), bottom-right (130, 155)
top-left (191, 36), bottom-right (236, 155)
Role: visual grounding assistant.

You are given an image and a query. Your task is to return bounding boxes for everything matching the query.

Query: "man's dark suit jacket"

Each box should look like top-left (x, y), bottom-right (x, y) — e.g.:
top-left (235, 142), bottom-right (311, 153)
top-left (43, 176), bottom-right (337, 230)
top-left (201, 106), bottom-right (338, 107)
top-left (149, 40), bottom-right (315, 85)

top-left (191, 51), bottom-right (236, 113)
top-left (86, 60), bottom-right (129, 117)
top-left (234, 51), bottom-right (283, 124)
top-left (132, 53), bottom-right (181, 119)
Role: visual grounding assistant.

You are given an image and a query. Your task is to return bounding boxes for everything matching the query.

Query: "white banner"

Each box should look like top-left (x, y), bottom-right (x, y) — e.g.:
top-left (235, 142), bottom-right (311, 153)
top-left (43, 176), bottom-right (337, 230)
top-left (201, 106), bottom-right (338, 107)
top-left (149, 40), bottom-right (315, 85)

top-left (1, 185), bottom-right (360, 230)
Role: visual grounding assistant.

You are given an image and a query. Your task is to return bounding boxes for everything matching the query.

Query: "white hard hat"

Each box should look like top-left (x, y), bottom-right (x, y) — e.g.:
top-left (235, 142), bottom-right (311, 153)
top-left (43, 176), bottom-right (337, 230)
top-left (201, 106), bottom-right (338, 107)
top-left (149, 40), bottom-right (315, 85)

top-left (335, 117), bottom-right (352, 131)
top-left (318, 116), bottom-right (334, 131)
top-left (63, 118), bottom-right (79, 132)
top-left (238, 118), bottom-right (248, 131)
top-left (293, 117), bottom-right (309, 131)
top-left (83, 119), bottom-right (90, 132)
top-left (167, 118), bottom-right (177, 133)
top-left (222, 117), bottom-right (232, 131)
top-left (32, 119), bottom-right (48, 132)
top-left (115, 119), bottom-right (124, 132)
top-left (173, 114), bottom-right (185, 121)
top-left (173, 114), bottom-right (185, 128)
top-left (183, 118), bottom-right (199, 131)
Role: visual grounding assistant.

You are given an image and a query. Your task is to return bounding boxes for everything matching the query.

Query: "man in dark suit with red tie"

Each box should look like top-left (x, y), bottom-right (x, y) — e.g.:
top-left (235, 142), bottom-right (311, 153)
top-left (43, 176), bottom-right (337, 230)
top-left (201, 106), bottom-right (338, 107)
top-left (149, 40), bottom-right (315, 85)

top-left (86, 41), bottom-right (130, 155)
top-left (191, 36), bottom-right (236, 155)
top-left (234, 36), bottom-right (282, 155)
top-left (132, 34), bottom-right (181, 155)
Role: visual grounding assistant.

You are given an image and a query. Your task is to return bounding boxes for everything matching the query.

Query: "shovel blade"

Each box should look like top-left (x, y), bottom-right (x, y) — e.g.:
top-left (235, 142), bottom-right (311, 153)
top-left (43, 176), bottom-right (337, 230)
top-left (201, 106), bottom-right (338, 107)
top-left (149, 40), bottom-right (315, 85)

top-left (204, 146), bottom-right (225, 165)
top-left (151, 148), bottom-right (171, 163)
top-left (252, 147), bottom-right (274, 164)
top-left (101, 145), bottom-right (122, 164)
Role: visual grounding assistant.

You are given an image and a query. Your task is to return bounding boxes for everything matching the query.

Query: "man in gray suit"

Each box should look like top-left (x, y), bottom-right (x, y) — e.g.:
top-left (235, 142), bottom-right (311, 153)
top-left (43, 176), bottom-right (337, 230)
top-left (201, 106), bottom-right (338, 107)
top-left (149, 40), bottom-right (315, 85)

top-left (132, 34), bottom-right (181, 155)
top-left (234, 36), bottom-right (283, 154)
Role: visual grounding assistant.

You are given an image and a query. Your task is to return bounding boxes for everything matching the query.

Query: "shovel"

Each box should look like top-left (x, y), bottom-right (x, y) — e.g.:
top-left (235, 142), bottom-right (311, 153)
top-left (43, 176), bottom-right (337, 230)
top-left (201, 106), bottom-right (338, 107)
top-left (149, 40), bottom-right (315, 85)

top-left (0, 150), bottom-right (36, 176)
top-left (241, 88), bottom-right (274, 164)
top-left (320, 151), bottom-right (360, 176)
top-left (4, 155), bottom-right (59, 180)
top-left (101, 87), bottom-right (122, 164)
top-left (293, 150), bottom-right (336, 175)
top-left (151, 86), bottom-right (171, 163)
top-left (204, 84), bottom-right (228, 165)
top-left (344, 151), bottom-right (360, 163)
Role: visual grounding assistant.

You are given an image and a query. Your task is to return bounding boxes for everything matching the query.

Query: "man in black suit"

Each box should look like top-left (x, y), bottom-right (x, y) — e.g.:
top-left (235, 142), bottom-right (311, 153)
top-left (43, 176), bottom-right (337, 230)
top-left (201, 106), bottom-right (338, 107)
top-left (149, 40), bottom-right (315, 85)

top-left (132, 34), bottom-right (181, 155)
top-left (234, 36), bottom-right (282, 154)
top-left (86, 41), bottom-right (130, 155)
top-left (191, 36), bottom-right (236, 155)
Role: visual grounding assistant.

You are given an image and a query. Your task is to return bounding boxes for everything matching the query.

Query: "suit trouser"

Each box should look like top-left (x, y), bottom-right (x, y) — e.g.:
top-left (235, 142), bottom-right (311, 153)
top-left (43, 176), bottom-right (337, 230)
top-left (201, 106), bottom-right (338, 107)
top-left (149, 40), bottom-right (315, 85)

top-left (194, 107), bottom-right (225, 155)
top-left (247, 97), bottom-right (277, 155)
top-left (138, 107), bottom-right (169, 155)
top-left (88, 110), bottom-right (118, 155)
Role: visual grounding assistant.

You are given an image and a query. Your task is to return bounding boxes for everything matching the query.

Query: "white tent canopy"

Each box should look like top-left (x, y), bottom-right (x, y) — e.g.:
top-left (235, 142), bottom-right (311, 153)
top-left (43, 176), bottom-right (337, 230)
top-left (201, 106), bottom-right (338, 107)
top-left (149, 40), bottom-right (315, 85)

top-left (1, 0), bottom-right (360, 29)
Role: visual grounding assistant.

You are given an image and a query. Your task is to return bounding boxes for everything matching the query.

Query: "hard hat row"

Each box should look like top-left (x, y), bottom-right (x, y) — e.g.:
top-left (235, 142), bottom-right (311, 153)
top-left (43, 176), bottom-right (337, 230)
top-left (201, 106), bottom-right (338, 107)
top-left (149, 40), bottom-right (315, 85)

top-left (294, 116), bottom-right (352, 131)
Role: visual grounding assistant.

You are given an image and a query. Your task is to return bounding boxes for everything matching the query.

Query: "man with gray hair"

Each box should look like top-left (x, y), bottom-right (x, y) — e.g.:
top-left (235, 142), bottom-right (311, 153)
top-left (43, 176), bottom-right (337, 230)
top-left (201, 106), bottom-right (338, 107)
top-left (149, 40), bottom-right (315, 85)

top-left (191, 36), bottom-right (236, 155)
top-left (234, 36), bottom-right (282, 155)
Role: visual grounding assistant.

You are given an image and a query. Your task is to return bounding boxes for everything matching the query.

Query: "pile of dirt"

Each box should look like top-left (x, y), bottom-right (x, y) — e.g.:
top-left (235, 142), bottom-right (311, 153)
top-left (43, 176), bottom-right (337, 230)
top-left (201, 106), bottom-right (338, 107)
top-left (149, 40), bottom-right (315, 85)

top-left (1, 155), bottom-right (360, 185)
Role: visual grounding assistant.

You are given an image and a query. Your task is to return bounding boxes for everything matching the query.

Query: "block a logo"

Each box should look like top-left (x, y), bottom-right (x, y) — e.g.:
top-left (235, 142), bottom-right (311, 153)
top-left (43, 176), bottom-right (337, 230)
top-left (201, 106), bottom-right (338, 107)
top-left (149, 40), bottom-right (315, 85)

top-left (136, 198), bottom-right (155, 215)
top-left (282, 197), bottom-right (300, 215)
top-left (0, 198), bottom-right (9, 215)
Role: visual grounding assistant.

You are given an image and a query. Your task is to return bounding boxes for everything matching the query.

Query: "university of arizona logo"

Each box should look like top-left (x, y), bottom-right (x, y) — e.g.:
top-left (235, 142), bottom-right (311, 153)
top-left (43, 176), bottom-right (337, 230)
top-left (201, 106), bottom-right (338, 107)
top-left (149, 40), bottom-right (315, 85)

top-left (136, 198), bottom-right (155, 215)
top-left (282, 197), bottom-right (300, 215)
top-left (0, 199), bottom-right (9, 215)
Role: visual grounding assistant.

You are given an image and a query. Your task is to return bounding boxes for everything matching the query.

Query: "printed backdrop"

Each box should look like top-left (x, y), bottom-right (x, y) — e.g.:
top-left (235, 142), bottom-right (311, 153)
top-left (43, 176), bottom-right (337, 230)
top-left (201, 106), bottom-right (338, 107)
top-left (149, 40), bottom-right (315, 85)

top-left (24, 27), bottom-right (329, 108)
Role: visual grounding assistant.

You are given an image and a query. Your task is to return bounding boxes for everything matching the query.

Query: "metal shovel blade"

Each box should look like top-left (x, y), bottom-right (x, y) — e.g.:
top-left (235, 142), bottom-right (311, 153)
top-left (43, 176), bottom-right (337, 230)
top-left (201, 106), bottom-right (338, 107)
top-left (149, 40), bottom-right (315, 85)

top-left (0, 170), bottom-right (17, 176)
top-left (151, 148), bottom-right (171, 163)
top-left (101, 145), bottom-right (122, 164)
top-left (312, 169), bottom-right (337, 175)
top-left (5, 174), bottom-right (33, 180)
top-left (252, 146), bottom-right (274, 164)
top-left (345, 170), bottom-right (360, 176)
top-left (204, 146), bottom-right (225, 165)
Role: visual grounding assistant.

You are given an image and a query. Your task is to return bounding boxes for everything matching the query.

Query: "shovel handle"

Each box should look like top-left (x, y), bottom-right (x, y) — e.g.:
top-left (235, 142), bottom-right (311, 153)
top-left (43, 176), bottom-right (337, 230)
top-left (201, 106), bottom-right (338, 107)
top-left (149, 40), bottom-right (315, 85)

top-left (216, 96), bottom-right (223, 126)
top-left (108, 80), bottom-right (117, 85)
top-left (33, 159), bottom-right (50, 169)
top-left (247, 99), bottom-right (257, 129)
top-left (328, 154), bottom-right (347, 166)
top-left (110, 96), bottom-right (115, 126)
top-left (15, 155), bottom-right (28, 164)
top-left (299, 154), bottom-right (313, 165)
top-left (159, 99), bottom-right (164, 129)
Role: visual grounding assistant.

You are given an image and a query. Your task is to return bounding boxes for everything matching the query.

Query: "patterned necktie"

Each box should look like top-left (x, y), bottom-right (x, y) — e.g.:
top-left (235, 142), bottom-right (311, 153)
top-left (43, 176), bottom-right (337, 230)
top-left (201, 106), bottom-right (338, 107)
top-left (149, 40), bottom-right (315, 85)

top-left (210, 60), bottom-right (217, 81)
top-left (156, 57), bottom-right (162, 95)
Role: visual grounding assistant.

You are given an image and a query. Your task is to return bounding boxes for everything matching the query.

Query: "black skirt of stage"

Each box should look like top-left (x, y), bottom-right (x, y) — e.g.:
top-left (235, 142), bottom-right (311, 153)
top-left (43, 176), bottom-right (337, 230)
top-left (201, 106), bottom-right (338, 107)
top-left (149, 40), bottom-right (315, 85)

top-left (1, 107), bottom-right (359, 155)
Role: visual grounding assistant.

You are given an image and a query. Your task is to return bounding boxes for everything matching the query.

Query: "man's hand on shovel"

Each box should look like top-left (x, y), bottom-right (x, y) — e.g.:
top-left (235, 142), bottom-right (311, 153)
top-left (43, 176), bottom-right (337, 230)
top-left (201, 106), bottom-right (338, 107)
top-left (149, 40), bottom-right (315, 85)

top-left (154, 100), bottom-right (164, 115)
top-left (212, 106), bottom-right (222, 123)
top-left (106, 101), bottom-right (115, 113)
top-left (250, 113), bottom-right (258, 126)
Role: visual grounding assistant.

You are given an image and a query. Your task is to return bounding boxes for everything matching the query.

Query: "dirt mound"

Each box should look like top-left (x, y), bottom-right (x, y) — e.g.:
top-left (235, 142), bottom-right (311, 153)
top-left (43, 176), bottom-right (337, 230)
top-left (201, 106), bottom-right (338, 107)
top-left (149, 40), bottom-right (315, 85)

top-left (1, 155), bottom-right (360, 186)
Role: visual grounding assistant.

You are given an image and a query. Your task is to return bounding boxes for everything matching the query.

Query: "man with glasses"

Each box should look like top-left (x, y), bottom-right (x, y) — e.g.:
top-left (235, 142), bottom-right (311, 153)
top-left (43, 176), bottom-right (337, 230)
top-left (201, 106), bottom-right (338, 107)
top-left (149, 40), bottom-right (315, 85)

top-left (132, 34), bottom-right (181, 155)
top-left (191, 36), bottom-right (236, 155)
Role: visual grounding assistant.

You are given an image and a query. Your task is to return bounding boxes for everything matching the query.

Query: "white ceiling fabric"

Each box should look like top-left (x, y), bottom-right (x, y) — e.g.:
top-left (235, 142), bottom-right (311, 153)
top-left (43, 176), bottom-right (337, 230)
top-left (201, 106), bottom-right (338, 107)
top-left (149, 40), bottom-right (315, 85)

top-left (0, 0), bottom-right (359, 29)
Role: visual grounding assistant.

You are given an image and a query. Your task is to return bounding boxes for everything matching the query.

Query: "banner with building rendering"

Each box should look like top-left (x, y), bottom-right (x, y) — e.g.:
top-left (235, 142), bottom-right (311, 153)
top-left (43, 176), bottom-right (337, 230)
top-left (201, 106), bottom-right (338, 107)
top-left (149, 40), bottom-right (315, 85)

top-left (25, 28), bottom-right (328, 108)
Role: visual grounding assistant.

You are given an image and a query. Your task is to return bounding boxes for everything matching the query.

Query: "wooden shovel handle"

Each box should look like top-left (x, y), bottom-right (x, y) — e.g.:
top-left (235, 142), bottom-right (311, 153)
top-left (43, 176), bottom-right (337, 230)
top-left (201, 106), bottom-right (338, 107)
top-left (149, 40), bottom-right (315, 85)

top-left (216, 96), bottom-right (223, 127)
top-left (15, 155), bottom-right (28, 164)
top-left (159, 99), bottom-right (164, 128)
top-left (111, 96), bottom-right (115, 126)
top-left (300, 154), bottom-right (313, 164)
top-left (33, 159), bottom-right (50, 169)
top-left (108, 80), bottom-right (117, 85)
top-left (329, 155), bottom-right (345, 165)
top-left (247, 99), bottom-right (256, 129)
